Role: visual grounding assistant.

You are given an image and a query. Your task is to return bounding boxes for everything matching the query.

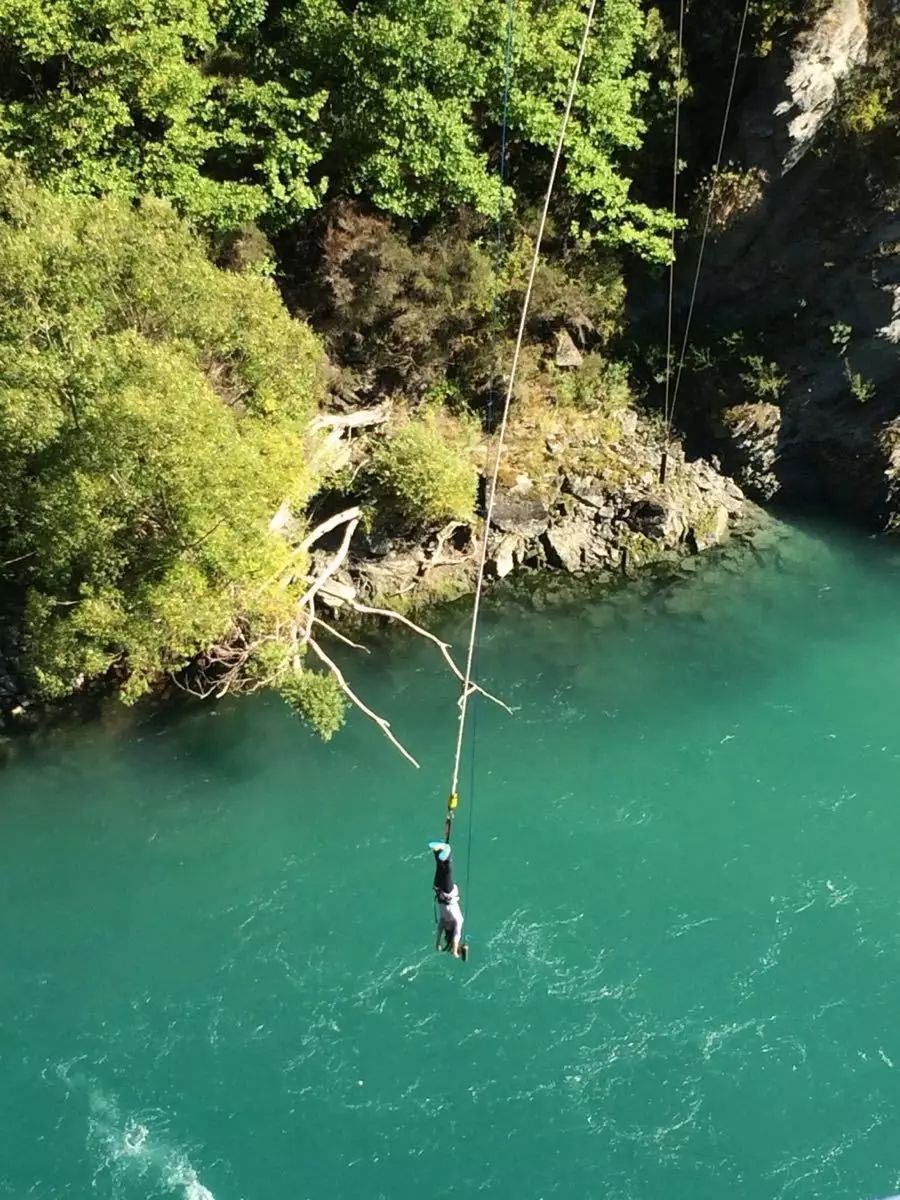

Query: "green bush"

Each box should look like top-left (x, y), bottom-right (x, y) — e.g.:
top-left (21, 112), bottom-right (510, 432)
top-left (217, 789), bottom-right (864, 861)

top-left (279, 670), bottom-right (346, 740)
top-left (311, 205), bottom-right (629, 412)
top-left (740, 355), bottom-right (788, 401)
top-left (311, 206), bottom-right (496, 406)
top-left (0, 162), bottom-right (327, 706)
top-left (556, 354), bottom-right (632, 414)
top-left (370, 410), bottom-right (478, 529)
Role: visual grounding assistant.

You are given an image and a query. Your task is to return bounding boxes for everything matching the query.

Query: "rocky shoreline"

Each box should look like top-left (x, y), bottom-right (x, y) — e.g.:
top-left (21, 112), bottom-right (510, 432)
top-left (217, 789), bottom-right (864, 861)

top-left (0, 407), bottom-right (766, 734)
top-left (315, 417), bottom-right (762, 618)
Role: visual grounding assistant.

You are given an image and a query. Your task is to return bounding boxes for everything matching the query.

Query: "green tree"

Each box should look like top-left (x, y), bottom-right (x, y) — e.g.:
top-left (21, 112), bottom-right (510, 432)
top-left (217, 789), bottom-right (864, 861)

top-left (0, 162), bottom-right (337, 721)
top-left (0, 0), bottom-right (324, 230)
top-left (272, 0), bottom-right (670, 257)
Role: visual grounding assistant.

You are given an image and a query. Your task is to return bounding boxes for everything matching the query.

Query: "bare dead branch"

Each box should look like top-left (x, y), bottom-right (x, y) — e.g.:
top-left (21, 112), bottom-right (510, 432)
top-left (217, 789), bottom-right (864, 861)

top-left (348, 601), bottom-right (514, 715)
top-left (170, 672), bottom-right (219, 701)
top-left (313, 618), bottom-right (371, 653)
top-left (296, 516), bottom-right (359, 609)
top-left (307, 637), bottom-right (420, 768)
top-left (298, 506), bottom-right (362, 554)
top-left (0, 550), bottom-right (36, 570)
top-left (309, 399), bottom-right (393, 433)
top-left (268, 498), bottom-right (293, 533)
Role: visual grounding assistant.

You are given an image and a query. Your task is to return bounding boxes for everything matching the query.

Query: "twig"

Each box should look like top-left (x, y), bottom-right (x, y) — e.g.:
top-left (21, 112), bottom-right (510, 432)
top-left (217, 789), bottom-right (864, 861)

top-left (313, 618), bottom-right (371, 653)
top-left (0, 550), bottom-right (35, 570)
top-left (180, 518), bottom-right (226, 555)
top-left (348, 601), bottom-right (514, 715)
top-left (307, 637), bottom-right (420, 768)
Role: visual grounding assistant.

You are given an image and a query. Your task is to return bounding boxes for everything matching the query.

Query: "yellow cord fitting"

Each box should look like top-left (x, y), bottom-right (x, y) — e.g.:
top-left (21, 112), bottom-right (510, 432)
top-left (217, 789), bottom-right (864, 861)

top-left (448, 792), bottom-right (459, 811)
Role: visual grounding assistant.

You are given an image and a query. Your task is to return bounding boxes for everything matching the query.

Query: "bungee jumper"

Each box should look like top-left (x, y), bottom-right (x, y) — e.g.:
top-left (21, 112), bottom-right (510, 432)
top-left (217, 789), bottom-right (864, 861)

top-left (429, 838), bottom-right (466, 959)
top-left (423, 0), bottom-right (601, 965)
top-left (419, 0), bottom-right (748, 962)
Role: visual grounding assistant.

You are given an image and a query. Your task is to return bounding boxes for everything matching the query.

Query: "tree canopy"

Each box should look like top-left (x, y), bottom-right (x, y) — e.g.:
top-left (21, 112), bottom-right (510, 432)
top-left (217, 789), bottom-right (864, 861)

top-left (0, 0), bottom-right (671, 258)
top-left (0, 161), bottom-right (332, 714)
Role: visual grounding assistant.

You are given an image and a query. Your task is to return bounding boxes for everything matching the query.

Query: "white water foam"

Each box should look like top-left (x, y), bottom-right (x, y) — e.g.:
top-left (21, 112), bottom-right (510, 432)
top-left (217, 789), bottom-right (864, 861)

top-left (58, 1068), bottom-right (217, 1199)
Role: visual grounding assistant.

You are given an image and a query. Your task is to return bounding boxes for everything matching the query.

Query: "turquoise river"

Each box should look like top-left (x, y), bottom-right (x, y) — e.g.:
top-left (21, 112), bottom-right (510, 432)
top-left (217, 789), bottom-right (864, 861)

top-left (3, 519), bottom-right (900, 1200)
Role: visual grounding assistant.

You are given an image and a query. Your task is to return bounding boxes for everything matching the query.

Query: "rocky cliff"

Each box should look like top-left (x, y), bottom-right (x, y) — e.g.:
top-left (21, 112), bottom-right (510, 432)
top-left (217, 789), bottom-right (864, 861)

top-left (666, 0), bottom-right (900, 527)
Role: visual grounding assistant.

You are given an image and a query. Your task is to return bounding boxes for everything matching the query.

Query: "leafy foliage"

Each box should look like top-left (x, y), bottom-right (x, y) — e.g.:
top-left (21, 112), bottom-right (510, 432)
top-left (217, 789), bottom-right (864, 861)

top-left (690, 165), bottom-right (766, 236)
top-left (0, 0), bottom-right (326, 230)
top-left (0, 0), bottom-right (670, 256)
top-left (844, 361), bottom-right (875, 405)
top-left (555, 353), bottom-right (631, 414)
top-left (748, 0), bottom-right (831, 56)
top-left (739, 355), bottom-right (788, 401)
top-left (370, 409), bottom-right (479, 530)
top-left (306, 203), bottom-right (628, 414)
top-left (309, 205), bottom-right (497, 406)
top-left (268, 0), bottom-right (670, 256)
top-left (278, 670), bottom-right (347, 739)
top-left (834, 12), bottom-right (900, 144)
top-left (0, 162), bottom-right (326, 705)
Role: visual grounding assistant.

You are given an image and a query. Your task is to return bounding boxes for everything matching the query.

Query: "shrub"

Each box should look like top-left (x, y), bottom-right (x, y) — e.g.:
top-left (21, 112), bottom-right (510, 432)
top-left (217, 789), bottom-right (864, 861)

top-left (691, 166), bottom-right (766, 235)
top-left (845, 361), bottom-right (875, 404)
top-left (556, 354), bottom-right (632, 414)
top-left (740, 355), bottom-right (788, 401)
top-left (370, 409), bottom-right (478, 529)
top-left (308, 204), bottom-right (629, 414)
top-left (0, 162), bottom-right (327, 706)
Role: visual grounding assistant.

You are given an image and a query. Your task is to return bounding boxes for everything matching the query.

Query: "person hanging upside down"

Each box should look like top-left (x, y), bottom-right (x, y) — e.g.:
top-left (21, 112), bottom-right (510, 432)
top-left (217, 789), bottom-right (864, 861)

top-left (429, 841), bottom-right (465, 958)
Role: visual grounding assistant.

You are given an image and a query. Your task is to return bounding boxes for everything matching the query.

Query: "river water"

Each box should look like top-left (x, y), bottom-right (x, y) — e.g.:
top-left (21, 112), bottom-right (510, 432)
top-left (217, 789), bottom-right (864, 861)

top-left (2, 519), bottom-right (900, 1200)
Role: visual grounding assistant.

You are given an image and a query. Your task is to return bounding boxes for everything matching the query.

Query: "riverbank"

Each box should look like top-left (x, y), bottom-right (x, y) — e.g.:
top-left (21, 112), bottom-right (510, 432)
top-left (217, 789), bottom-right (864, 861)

top-left (0, 393), bottom-right (768, 738)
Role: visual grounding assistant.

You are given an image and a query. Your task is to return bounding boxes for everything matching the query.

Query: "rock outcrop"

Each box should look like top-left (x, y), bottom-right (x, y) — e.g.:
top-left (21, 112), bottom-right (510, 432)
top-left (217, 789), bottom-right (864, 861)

top-left (713, 403), bottom-right (782, 502)
top-left (314, 414), bottom-right (758, 617)
top-left (738, 0), bottom-right (868, 177)
top-left (670, 0), bottom-right (900, 526)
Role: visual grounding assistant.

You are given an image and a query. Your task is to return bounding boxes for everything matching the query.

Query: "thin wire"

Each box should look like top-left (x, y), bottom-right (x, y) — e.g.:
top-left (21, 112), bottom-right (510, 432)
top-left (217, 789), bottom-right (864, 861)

top-left (463, 0), bottom-right (515, 920)
top-left (668, 0), bottom-right (751, 424)
top-left (662, 0), bottom-right (685, 448)
top-left (449, 0), bottom-right (598, 800)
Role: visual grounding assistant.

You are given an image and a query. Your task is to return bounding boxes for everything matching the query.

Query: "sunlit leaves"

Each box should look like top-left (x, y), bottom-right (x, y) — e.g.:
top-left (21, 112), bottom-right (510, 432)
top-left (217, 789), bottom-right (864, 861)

top-left (0, 165), bottom-right (325, 702)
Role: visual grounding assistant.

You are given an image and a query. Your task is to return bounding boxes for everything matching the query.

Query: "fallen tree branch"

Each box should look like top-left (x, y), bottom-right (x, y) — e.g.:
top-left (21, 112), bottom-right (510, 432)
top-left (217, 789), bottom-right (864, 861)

top-left (296, 516), bottom-right (359, 609)
top-left (307, 636), bottom-right (420, 768)
top-left (313, 618), bottom-right (370, 653)
top-left (348, 601), bottom-right (514, 715)
top-left (309, 399), bottom-right (392, 433)
top-left (176, 502), bottom-right (513, 768)
top-left (298, 506), bottom-right (362, 554)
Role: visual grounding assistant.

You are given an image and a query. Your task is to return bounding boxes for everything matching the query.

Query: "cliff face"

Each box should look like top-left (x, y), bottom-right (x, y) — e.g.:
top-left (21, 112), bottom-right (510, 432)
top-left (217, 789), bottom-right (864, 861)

top-left (672, 0), bottom-right (900, 526)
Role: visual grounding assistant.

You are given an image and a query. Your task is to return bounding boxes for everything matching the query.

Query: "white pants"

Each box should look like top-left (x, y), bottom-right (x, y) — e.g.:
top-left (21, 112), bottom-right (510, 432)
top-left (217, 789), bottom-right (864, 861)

top-left (439, 899), bottom-right (464, 941)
